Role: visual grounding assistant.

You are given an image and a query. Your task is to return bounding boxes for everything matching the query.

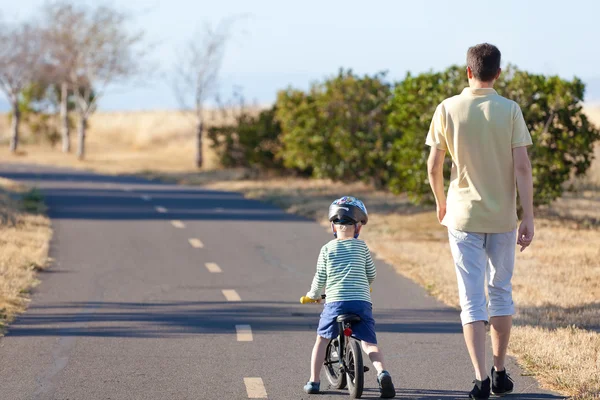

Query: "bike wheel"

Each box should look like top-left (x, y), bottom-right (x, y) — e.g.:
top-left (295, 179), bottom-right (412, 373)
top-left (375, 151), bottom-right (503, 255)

top-left (345, 339), bottom-right (364, 399)
top-left (324, 339), bottom-right (347, 389)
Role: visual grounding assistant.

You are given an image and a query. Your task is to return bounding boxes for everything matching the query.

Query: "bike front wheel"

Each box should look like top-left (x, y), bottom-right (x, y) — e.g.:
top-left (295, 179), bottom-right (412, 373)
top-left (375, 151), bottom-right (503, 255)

top-left (324, 338), bottom-right (347, 389)
top-left (345, 339), bottom-right (364, 398)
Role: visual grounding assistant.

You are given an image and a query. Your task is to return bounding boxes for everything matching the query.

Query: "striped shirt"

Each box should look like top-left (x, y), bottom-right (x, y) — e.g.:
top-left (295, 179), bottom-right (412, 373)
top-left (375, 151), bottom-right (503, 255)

top-left (307, 239), bottom-right (376, 303)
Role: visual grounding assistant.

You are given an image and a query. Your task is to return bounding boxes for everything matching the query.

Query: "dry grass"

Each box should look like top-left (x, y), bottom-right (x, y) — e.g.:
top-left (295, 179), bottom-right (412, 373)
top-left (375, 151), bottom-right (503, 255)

top-left (204, 178), bottom-right (600, 398)
top-left (0, 179), bottom-right (52, 332)
top-left (0, 110), bottom-right (229, 173)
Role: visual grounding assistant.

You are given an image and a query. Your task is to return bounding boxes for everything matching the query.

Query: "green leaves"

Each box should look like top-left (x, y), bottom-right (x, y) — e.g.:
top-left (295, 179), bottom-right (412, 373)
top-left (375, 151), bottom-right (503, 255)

top-left (209, 65), bottom-right (600, 208)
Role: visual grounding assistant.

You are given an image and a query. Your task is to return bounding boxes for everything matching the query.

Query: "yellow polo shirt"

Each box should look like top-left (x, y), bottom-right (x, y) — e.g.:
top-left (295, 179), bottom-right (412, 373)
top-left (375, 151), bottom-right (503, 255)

top-left (426, 87), bottom-right (532, 233)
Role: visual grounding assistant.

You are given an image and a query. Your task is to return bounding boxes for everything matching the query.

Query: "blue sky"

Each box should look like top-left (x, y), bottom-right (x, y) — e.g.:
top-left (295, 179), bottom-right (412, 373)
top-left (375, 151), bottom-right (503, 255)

top-left (1, 0), bottom-right (600, 111)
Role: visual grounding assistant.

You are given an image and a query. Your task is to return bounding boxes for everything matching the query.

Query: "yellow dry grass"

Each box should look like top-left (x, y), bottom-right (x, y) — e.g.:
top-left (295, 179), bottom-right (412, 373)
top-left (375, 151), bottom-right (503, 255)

top-left (204, 178), bottom-right (600, 398)
top-left (0, 110), bottom-right (228, 173)
top-left (0, 179), bottom-right (52, 332)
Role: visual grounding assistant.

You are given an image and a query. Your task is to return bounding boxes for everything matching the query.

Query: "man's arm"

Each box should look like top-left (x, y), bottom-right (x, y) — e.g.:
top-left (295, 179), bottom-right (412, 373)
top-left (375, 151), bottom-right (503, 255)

top-left (427, 146), bottom-right (447, 223)
top-left (513, 146), bottom-right (534, 251)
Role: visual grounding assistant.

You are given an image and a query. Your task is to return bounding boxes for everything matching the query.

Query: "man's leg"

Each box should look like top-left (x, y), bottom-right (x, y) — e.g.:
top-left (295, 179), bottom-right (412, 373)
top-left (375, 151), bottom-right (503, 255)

top-left (448, 228), bottom-right (489, 381)
top-left (486, 230), bottom-right (516, 372)
top-left (489, 316), bottom-right (512, 371)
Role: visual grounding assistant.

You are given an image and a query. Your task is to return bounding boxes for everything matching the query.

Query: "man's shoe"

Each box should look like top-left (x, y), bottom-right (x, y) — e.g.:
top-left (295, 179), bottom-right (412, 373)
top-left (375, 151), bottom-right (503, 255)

top-left (377, 370), bottom-right (396, 398)
top-left (303, 381), bottom-right (320, 394)
top-left (470, 377), bottom-right (491, 399)
top-left (491, 367), bottom-right (514, 396)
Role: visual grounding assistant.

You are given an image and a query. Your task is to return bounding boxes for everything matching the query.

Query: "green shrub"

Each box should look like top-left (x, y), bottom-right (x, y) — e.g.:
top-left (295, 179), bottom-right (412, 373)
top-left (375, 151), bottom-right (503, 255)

top-left (276, 69), bottom-right (395, 188)
top-left (207, 106), bottom-right (284, 170)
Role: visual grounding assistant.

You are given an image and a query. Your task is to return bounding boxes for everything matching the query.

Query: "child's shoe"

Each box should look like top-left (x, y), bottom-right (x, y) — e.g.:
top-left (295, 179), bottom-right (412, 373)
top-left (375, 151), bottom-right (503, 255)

top-left (377, 370), bottom-right (396, 398)
top-left (303, 381), bottom-right (320, 394)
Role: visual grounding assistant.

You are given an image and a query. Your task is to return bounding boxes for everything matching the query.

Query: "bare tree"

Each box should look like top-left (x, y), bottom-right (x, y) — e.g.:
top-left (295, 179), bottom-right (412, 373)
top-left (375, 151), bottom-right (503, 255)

top-left (173, 20), bottom-right (234, 169)
top-left (43, 3), bottom-right (144, 159)
top-left (41, 2), bottom-right (86, 153)
top-left (0, 22), bottom-right (43, 152)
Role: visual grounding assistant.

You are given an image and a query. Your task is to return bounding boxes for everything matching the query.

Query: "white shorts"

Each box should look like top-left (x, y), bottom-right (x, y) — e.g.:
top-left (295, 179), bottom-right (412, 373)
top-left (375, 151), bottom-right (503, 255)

top-left (448, 228), bottom-right (516, 325)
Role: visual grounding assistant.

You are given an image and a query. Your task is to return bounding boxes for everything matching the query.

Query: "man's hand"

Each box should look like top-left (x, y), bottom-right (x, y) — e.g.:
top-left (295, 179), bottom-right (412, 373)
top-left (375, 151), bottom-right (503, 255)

top-left (517, 217), bottom-right (534, 252)
top-left (437, 203), bottom-right (447, 224)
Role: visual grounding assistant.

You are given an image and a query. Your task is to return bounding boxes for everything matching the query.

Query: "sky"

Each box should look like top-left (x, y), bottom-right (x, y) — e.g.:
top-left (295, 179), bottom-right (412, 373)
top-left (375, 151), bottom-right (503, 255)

top-left (1, 0), bottom-right (600, 111)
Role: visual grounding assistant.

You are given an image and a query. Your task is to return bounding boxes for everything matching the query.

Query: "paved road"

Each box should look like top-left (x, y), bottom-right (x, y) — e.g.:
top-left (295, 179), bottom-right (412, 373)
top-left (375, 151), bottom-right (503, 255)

top-left (0, 163), bottom-right (560, 400)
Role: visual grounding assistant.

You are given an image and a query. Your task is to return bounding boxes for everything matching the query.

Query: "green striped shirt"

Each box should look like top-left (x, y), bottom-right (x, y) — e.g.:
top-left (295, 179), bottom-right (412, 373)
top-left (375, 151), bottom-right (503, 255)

top-left (307, 239), bottom-right (376, 303)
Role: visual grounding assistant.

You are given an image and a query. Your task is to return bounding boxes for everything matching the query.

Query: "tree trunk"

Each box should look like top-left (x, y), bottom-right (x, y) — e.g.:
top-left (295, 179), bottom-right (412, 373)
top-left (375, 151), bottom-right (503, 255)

top-left (9, 100), bottom-right (20, 153)
top-left (77, 115), bottom-right (87, 160)
top-left (196, 119), bottom-right (203, 168)
top-left (60, 82), bottom-right (70, 153)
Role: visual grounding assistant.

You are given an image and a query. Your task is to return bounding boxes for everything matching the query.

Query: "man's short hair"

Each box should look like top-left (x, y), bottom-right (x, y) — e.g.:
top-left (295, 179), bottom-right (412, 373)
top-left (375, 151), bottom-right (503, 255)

top-left (467, 43), bottom-right (501, 82)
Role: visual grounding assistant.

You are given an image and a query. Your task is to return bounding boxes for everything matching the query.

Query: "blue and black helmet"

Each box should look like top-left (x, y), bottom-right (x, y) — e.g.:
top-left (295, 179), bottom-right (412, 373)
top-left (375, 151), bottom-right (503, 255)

top-left (328, 196), bottom-right (368, 226)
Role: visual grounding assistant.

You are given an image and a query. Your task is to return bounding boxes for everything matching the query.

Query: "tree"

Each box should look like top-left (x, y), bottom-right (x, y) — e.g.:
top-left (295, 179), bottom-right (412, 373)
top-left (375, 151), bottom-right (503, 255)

top-left (41, 2), bottom-right (86, 153)
top-left (0, 21), bottom-right (44, 152)
top-left (276, 70), bottom-right (395, 187)
top-left (173, 20), bottom-right (234, 168)
top-left (43, 2), bottom-right (145, 159)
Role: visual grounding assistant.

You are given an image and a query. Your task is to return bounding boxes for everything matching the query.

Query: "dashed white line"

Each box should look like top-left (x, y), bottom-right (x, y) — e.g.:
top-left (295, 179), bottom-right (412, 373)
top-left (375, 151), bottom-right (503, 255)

top-left (188, 238), bottom-right (204, 248)
top-left (205, 262), bottom-right (222, 273)
top-left (214, 207), bottom-right (225, 212)
top-left (244, 378), bottom-right (267, 399)
top-left (155, 206), bottom-right (167, 213)
top-left (171, 220), bottom-right (185, 228)
top-left (236, 325), bottom-right (253, 342)
top-left (222, 290), bottom-right (241, 302)
top-left (141, 195), bottom-right (152, 201)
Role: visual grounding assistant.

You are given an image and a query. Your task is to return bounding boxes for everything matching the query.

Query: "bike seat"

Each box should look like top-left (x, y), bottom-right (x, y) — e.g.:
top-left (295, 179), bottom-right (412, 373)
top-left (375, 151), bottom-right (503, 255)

top-left (336, 314), bottom-right (361, 323)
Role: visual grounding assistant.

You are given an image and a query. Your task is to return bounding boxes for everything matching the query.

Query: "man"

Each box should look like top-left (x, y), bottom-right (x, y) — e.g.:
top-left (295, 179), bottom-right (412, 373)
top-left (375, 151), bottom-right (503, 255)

top-left (426, 43), bottom-right (534, 399)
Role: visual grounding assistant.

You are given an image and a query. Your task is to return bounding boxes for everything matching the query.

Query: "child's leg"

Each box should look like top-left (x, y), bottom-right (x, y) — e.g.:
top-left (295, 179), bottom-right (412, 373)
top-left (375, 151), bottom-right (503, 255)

top-left (361, 341), bottom-right (386, 374)
top-left (309, 335), bottom-right (329, 382)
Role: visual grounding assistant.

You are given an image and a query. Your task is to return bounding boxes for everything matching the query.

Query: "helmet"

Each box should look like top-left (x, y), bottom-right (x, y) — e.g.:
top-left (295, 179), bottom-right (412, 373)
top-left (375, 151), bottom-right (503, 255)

top-left (328, 196), bottom-right (368, 226)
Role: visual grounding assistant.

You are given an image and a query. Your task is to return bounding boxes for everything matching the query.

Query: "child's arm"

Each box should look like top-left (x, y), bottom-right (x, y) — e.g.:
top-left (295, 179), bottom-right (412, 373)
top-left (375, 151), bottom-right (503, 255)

top-left (365, 247), bottom-right (376, 285)
top-left (306, 246), bottom-right (327, 299)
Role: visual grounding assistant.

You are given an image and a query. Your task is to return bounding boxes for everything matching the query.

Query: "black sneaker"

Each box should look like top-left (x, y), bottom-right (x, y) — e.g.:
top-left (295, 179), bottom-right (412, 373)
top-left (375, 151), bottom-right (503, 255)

top-left (470, 377), bottom-right (491, 399)
top-left (377, 370), bottom-right (396, 398)
top-left (491, 367), bottom-right (514, 396)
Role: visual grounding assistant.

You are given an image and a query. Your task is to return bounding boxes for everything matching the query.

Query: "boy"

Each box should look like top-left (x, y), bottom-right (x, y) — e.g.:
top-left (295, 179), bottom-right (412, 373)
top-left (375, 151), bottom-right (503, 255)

top-left (426, 43), bottom-right (534, 399)
top-left (303, 196), bottom-right (396, 398)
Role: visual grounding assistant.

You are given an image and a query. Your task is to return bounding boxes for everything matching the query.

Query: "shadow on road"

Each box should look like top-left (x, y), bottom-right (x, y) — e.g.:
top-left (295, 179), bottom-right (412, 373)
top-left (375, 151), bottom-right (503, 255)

top-left (6, 300), bottom-right (464, 338)
top-left (0, 168), bottom-right (308, 222)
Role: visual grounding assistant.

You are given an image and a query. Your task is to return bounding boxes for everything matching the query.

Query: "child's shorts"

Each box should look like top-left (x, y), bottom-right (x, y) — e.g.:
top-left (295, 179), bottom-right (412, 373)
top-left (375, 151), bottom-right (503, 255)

top-left (317, 300), bottom-right (377, 344)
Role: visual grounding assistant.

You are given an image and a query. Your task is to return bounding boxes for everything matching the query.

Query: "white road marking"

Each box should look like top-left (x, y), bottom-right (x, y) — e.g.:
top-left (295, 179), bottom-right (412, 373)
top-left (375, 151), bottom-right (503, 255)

top-left (205, 262), bottom-right (222, 273)
top-left (155, 206), bottom-right (167, 213)
top-left (123, 187), bottom-right (132, 192)
top-left (236, 325), bottom-right (253, 342)
top-left (171, 220), bottom-right (185, 228)
top-left (141, 195), bottom-right (152, 201)
top-left (222, 290), bottom-right (241, 302)
top-left (188, 238), bottom-right (204, 248)
top-left (244, 378), bottom-right (267, 399)
top-left (214, 207), bottom-right (225, 212)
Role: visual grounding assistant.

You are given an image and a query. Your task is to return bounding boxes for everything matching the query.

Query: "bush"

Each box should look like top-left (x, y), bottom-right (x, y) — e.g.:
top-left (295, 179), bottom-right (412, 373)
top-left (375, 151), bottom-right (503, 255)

top-left (276, 69), bottom-right (395, 188)
top-left (496, 70), bottom-right (600, 205)
top-left (386, 66), bottom-right (466, 201)
top-left (207, 105), bottom-right (284, 170)
top-left (387, 65), bottom-right (600, 206)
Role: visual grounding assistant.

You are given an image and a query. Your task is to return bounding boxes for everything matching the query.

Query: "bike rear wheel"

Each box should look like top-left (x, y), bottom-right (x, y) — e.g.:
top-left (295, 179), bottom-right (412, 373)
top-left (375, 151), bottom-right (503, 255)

top-left (324, 338), bottom-right (347, 389)
top-left (346, 339), bottom-right (364, 398)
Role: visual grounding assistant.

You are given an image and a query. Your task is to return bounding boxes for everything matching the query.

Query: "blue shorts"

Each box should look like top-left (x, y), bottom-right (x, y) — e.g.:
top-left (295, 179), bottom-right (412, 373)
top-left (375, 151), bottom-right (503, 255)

top-left (317, 301), bottom-right (377, 344)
